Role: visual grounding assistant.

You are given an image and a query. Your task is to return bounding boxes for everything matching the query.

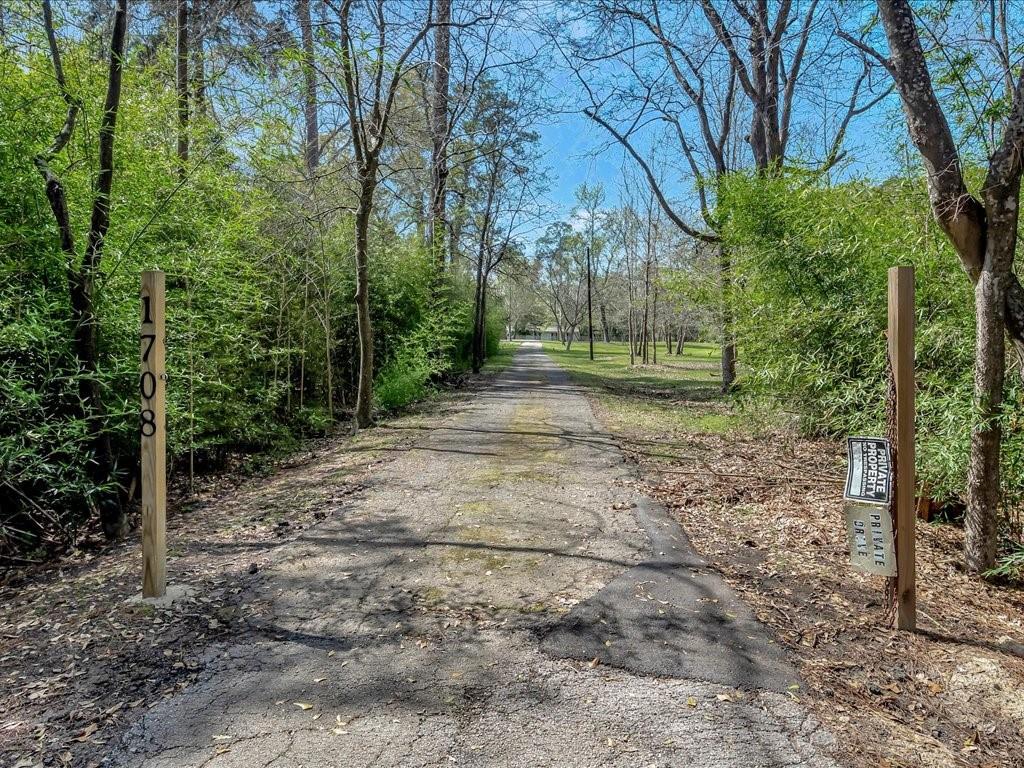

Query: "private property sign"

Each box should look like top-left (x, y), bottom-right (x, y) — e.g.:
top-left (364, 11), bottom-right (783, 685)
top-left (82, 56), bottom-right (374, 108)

top-left (843, 437), bottom-right (896, 577)
top-left (844, 437), bottom-right (892, 504)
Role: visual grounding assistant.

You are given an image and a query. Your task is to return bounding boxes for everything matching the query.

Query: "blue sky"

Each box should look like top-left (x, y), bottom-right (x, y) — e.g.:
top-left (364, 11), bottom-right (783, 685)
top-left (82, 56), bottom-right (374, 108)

top-left (534, 87), bottom-right (906, 225)
top-left (523, 3), bottom-right (909, 228)
top-left (537, 111), bottom-right (630, 212)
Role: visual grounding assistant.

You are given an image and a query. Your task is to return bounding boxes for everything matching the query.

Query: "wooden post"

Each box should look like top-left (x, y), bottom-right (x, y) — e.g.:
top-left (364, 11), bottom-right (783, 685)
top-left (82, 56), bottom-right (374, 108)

top-left (141, 270), bottom-right (167, 598)
top-left (888, 266), bottom-right (915, 631)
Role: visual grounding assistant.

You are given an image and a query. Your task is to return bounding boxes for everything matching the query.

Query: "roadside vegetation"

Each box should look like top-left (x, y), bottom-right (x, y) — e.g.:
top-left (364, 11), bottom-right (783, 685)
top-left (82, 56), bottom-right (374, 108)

top-left (482, 340), bottom-right (520, 374)
top-left (1, 2), bottom-right (539, 562)
top-left (540, 341), bottom-right (745, 435)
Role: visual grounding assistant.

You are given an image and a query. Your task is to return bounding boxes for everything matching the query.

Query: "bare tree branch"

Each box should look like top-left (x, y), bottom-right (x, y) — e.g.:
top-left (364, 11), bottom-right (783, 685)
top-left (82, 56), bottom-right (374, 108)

top-left (584, 107), bottom-right (718, 243)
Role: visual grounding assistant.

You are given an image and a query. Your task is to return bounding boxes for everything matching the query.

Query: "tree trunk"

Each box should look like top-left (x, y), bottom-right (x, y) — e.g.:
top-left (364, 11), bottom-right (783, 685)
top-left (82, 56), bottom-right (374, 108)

top-left (90, 0), bottom-right (129, 537)
top-left (192, 2), bottom-right (206, 118)
top-left (877, 0), bottom-right (1024, 571)
top-left (965, 189), bottom-right (1019, 572)
top-left (641, 258), bottom-right (650, 364)
top-left (477, 280), bottom-right (489, 368)
top-left (624, 309), bottom-right (631, 362)
top-left (625, 235), bottom-right (635, 366)
top-left (966, 270), bottom-right (1005, 572)
top-left (428, 0), bottom-right (451, 263)
top-left (599, 301), bottom-right (611, 342)
top-left (298, 0), bottom-right (319, 179)
top-left (299, 282), bottom-right (308, 410)
top-left (48, 0), bottom-right (128, 539)
top-left (471, 255), bottom-right (486, 373)
top-left (353, 171), bottom-right (377, 429)
top-left (720, 244), bottom-right (736, 392)
top-left (652, 262), bottom-right (659, 365)
top-left (175, 0), bottom-right (189, 175)
top-left (749, 37), bottom-right (769, 172)
top-left (322, 294), bottom-right (334, 420)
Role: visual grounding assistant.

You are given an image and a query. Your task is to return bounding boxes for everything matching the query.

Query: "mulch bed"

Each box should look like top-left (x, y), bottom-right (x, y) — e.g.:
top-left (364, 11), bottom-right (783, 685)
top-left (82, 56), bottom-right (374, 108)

top-left (599, 399), bottom-right (1024, 768)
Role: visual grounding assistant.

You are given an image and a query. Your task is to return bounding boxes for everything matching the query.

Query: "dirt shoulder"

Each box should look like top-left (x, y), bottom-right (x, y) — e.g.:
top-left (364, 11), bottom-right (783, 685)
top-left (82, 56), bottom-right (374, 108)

top-left (0, 381), bottom-right (488, 768)
top-left (549, 351), bottom-right (1024, 768)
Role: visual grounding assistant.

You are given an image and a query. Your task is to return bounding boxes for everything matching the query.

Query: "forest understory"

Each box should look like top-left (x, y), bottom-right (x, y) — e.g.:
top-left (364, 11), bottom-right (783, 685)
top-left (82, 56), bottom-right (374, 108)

top-left (584, 383), bottom-right (1024, 768)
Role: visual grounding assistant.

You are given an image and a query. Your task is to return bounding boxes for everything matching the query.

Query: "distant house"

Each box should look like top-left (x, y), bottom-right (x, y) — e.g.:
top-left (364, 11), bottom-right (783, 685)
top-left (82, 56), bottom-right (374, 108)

top-left (510, 325), bottom-right (567, 341)
top-left (537, 326), bottom-right (561, 341)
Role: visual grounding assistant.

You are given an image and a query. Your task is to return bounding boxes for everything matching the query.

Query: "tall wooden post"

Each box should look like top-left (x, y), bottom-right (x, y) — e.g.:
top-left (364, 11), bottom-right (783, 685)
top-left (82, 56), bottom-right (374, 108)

top-left (888, 266), bottom-right (915, 631)
top-left (141, 270), bottom-right (167, 598)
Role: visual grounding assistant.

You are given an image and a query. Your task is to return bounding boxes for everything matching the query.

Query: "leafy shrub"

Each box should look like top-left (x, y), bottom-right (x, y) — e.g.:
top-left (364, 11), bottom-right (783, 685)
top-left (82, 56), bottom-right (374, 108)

top-left (720, 171), bottom-right (1023, 508)
top-left (984, 543), bottom-right (1024, 584)
top-left (0, 38), bottom-right (482, 559)
top-left (375, 346), bottom-right (437, 411)
top-left (374, 277), bottom-right (478, 411)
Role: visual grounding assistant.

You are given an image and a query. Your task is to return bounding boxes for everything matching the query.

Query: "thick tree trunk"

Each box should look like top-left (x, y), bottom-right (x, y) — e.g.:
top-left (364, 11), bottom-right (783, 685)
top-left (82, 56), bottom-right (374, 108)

top-left (748, 36), bottom-right (770, 172)
top-left (966, 270), bottom-right (1005, 571)
top-left (175, 0), bottom-right (189, 174)
top-left (428, 0), bottom-right (451, 263)
top-left (965, 187), bottom-right (1019, 571)
top-left (192, 3), bottom-right (206, 118)
top-left (471, 255), bottom-right (486, 373)
top-left (877, 0), bottom-right (1024, 571)
top-left (477, 281), bottom-right (489, 369)
top-left (353, 171), bottom-right (377, 429)
top-left (599, 301), bottom-right (610, 342)
top-left (83, 0), bottom-right (129, 538)
top-left (298, 0), bottom-right (319, 179)
top-left (39, 0), bottom-right (129, 539)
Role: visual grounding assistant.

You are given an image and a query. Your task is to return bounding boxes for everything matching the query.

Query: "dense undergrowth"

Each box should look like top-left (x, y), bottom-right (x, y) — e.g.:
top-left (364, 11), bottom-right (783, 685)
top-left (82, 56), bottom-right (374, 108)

top-left (0, 39), bottom-right (500, 561)
top-left (721, 171), bottom-right (1024, 528)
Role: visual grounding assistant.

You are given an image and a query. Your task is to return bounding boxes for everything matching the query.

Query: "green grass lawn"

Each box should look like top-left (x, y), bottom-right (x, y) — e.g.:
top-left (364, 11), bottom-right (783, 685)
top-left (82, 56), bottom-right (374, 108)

top-left (539, 340), bottom-right (746, 435)
top-left (540, 340), bottom-right (721, 393)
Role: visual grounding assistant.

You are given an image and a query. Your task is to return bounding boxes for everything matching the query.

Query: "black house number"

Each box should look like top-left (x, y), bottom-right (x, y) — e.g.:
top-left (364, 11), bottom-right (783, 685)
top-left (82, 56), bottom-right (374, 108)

top-left (141, 293), bottom-right (157, 437)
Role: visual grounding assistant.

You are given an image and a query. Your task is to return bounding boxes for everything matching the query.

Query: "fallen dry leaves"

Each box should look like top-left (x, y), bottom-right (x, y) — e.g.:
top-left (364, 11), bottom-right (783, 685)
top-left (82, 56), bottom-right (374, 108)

top-left (594, 394), bottom-right (1024, 768)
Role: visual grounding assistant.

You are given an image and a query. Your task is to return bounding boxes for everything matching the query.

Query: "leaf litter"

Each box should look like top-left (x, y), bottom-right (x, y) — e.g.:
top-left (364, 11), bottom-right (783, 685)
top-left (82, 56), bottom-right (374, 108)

top-left (589, 392), bottom-right (1024, 768)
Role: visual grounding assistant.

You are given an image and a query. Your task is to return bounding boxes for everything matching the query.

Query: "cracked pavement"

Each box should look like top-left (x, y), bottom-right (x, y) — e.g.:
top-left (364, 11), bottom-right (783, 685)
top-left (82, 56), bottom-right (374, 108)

top-left (109, 342), bottom-right (840, 768)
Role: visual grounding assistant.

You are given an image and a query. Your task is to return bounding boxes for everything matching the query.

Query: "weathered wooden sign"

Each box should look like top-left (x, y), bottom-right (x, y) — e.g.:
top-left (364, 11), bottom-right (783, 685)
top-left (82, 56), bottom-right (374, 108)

top-left (844, 437), bottom-right (892, 504)
top-left (844, 502), bottom-right (896, 577)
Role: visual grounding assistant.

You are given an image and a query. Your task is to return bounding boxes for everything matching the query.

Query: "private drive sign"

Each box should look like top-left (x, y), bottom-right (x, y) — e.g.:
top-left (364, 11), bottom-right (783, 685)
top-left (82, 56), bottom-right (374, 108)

top-left (843, 437), bottom-right (896, 578)
top-left (844, 502), bottom-right (896, 577)
top-left (844, 437), bottom-right (892, 504)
